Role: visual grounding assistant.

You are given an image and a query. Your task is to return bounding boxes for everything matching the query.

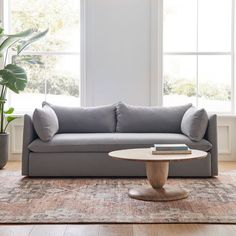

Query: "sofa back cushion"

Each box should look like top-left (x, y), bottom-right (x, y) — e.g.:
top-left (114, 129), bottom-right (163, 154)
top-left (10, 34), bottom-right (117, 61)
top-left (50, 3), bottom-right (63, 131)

top-left (116, 102), bottom-right (192, 133)
top-left (33, 104), bottom-right (59, 141)
top-left (181, 106), bottom-right (208, 141)
top-left (44, 102), bottom-right (116, 133)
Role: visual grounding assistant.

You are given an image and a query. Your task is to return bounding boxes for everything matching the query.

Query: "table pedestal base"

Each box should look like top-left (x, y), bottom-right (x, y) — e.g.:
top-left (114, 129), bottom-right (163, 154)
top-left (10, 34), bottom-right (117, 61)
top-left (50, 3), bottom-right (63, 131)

top-left (128, 161), bottom-right (188, 201)
top-left (128, 186), bottom-right (188, 201)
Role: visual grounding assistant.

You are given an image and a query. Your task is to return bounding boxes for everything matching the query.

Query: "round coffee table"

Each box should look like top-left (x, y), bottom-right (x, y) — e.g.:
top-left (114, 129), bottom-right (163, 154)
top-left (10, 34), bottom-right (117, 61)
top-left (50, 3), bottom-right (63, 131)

top-left (109, 148), bottom-right (207, 201)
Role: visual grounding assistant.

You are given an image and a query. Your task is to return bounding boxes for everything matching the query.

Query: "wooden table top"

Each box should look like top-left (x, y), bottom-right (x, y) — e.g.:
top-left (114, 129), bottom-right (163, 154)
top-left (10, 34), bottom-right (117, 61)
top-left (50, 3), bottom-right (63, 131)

top-left (109, 148), bottom-right (207, 162)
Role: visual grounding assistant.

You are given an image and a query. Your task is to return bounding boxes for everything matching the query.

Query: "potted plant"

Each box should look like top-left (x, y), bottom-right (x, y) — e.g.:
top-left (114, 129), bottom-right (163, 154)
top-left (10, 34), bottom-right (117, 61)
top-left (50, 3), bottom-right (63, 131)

top-left (0, 27), bottom-right (48, 168)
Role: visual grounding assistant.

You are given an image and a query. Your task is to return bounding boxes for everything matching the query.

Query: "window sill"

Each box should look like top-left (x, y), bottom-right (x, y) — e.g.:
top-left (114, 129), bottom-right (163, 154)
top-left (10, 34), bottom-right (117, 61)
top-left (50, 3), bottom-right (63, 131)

top-left (11, 113), bottom-right (31, 118)
top-left (217, 114), bottom-right (236, 118)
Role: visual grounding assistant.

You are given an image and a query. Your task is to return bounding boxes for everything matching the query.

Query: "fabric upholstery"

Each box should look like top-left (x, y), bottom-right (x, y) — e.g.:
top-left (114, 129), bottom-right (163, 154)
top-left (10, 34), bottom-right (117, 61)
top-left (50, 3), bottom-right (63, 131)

top-left (28, 133), bottom-right (212, 153)
top-left (204, 114), bottom-right (218, 175)
top-left (181, 107), bottom-right (208, 141)
top-left (116, 102), bottom-right (192, 133)
top-left (33, 105), bottom-right (59, 141)
top-left (43, 102), bottom-right (116, 133)
top-left (28, 152), bottom-right (212, 177)
top-left (22, 114), bottom-right (38, 175)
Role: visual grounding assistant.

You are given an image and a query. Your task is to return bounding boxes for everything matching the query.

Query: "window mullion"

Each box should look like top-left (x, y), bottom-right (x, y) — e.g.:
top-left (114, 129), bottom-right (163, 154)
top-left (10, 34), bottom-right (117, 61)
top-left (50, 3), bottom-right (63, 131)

top-left (231, 0), bottom-right (235, 113)
top-left (157, 0), bottom-right (163, 106)
top-left (0, 1), bottom-right (4, 70)
top-left (196, 0), bottom-right (199, 108)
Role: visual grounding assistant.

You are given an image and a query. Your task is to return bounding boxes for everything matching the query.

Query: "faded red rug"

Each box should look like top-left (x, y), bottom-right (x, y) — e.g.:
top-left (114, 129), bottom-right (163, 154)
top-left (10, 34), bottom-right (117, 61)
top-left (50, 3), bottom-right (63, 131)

top-left (0, 170), bottom-right (236, 223)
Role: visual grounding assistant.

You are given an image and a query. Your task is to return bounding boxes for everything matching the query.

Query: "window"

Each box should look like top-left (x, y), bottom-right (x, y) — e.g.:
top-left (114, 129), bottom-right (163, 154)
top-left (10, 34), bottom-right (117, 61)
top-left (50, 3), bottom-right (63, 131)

top-left (4, 0), bottom-right (81, 112)
top-left (163, 0), bottom-right (233, 113)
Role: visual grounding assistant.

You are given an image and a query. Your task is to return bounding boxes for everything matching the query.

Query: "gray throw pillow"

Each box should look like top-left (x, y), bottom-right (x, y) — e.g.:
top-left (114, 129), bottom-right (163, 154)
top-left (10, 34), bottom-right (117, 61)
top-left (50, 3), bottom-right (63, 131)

top-left (116, 102), bottom-right (192, 133)
top-left (181, 106), bottom-right (208, 141)
top-left (43, 102), bottom-right (116, 133)
top-left (33, 105), bottom-right (59, 142)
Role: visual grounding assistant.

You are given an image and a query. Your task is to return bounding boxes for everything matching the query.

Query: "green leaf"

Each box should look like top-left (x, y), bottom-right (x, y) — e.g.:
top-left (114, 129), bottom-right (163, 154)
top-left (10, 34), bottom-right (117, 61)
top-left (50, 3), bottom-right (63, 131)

top-left (3, 115), bottom-right (18, 132)
top-left (17, 28), bottom-right (49, 55)
top-left (0, 27), bottom-right (4, 35)
top-left (0, 29), bottom-right (35, 53)
top-left (0, 64), bottom-right (27, 93)
top-left (0, 98), bottom-right (6, 103)
top-left (0, 38), bottom-right (20, 54)
top-left (6, 116), bottom-right (17, 123)
top-left (25, 58), bottom-right (44, 65)
top-left (4, 107), bottom-right (14, 114)
top-left (14, 55), bottom-right (44, 65)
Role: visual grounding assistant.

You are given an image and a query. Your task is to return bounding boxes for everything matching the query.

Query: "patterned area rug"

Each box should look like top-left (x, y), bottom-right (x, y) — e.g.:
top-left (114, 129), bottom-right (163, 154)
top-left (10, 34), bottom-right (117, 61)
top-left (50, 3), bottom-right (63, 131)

top-left (0, 170), bottom-right (236, 223)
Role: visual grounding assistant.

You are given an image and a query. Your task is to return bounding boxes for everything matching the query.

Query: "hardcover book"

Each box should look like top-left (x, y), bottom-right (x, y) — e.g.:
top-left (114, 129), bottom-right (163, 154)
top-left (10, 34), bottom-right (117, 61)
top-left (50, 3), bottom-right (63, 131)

top-left (151, 147), bottom-right (192, 155)
top-left (154, 144), bottom-right (189, 151)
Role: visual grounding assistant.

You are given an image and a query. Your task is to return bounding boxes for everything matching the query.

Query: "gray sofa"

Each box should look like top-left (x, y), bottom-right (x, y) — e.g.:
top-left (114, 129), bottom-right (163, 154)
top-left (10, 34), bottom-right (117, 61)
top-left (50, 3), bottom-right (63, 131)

top-left (22, 103), bottom-right (218, 177)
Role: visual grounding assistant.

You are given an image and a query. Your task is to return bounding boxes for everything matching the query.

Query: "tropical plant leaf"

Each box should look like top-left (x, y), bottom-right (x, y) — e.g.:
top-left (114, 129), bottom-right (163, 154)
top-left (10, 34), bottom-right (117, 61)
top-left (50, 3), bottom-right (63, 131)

top-left (14, 55), bottom-right (44, 65)
top-left (0, 98), bottom-right (6, 103)
top-left (0, 29), bottom-right (35, 53)
top-left (0, 27), bottom-right (4, 35)
top-left (0, 64), bottom-right (27, 93)
top-left (17, 28), bottom-right (49, 55)
top-left (0, 38), bottom-right (20, 54)
top-left (3, 115), bottom-right (18, 132)
top-left (6, 116), bottom-right (17, 123)
top-left (4, 107), bottom-right (14, 114)
top-left (26, 58), bottom-right (44, 65)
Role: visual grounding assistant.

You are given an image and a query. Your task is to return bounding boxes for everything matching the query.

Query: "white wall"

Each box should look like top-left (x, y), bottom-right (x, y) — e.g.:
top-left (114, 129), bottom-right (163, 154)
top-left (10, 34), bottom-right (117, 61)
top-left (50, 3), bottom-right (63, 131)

top-left (85, 0), bottom-right (153, 106)
top-left (217, 116), bottom-right (236, 161)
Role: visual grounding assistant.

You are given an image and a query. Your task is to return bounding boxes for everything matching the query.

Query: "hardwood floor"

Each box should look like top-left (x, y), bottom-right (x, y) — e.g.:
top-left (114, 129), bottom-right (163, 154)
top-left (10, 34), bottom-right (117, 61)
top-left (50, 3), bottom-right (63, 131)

top-left (1, 161), bottom-right (236, 236)
top-left (0, 224), bottom-right (236, 236)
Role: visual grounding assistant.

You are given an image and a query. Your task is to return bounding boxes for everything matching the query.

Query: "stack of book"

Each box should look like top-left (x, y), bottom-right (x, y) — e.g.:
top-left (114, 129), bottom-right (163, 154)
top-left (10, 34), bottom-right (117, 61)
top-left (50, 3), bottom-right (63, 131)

top-left (151, 144), bottom-right (191, 155)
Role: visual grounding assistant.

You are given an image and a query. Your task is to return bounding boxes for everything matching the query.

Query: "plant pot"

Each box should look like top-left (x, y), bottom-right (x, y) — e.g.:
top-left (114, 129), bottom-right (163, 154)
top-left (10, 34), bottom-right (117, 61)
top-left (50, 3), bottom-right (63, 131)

top-left (0, 133), bottom-right (9, 169)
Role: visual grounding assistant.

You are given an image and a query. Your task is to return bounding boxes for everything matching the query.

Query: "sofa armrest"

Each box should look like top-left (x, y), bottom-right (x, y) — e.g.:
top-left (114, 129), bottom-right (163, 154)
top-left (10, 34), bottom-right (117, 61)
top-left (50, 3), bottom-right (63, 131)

top-left (22, 114), bottom-right (37, 175)
top-left (205, 114), bottom-right (218, 176)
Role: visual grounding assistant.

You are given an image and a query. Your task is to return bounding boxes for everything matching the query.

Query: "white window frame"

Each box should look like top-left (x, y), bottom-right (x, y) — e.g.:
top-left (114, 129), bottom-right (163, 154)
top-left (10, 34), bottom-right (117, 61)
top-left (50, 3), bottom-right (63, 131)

top-left (1, 0), bottom-right (234, 113)
top-left (0, 0), bottom-right (86, 113)
top-left (159, 0), bottom-right (235, 114)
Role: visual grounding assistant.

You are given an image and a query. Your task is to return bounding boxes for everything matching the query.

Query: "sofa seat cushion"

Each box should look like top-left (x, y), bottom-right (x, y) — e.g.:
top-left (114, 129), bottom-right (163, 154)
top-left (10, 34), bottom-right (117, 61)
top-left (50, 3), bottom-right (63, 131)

top-left (28, 133), bottom-right (212, 153)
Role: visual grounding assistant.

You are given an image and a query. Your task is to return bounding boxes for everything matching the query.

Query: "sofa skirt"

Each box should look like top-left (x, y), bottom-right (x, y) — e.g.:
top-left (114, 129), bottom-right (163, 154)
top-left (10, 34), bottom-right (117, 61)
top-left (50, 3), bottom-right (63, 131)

top-left (27, 152), bottom-right (212, 177)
